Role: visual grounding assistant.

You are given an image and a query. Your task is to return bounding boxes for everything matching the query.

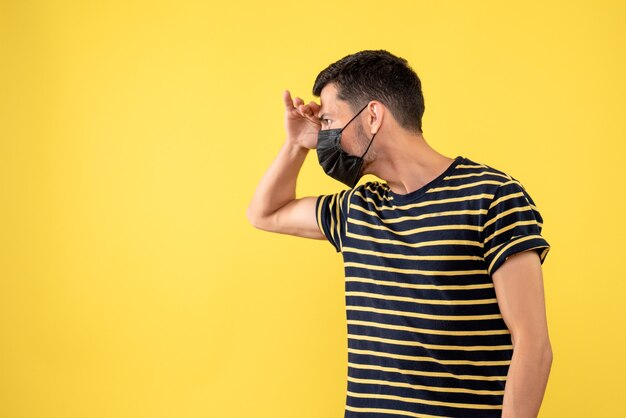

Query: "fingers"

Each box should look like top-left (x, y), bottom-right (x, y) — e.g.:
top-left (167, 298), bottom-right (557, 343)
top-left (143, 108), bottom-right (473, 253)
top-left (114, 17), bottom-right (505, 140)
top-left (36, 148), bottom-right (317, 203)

top-left (297, 102), bottom-right (308, 114)
top-left (283, 90), bottom-right (321, 122)
top-left (299, 101), bottom-right (321, 123)
top-left (297, 100), bottom-right (319, 116)
top-left (283, 90), bottom-right (306, 113)
top-left (307, 101), bottom-right (321, 114)
top-left (283, 90), bottom-right (294, 110)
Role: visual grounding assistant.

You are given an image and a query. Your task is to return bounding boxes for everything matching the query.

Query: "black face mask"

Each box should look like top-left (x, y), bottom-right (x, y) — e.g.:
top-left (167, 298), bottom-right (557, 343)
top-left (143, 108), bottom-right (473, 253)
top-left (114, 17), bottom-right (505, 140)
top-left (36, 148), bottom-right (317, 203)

top-left (316, 103), bottom-right (377, 188)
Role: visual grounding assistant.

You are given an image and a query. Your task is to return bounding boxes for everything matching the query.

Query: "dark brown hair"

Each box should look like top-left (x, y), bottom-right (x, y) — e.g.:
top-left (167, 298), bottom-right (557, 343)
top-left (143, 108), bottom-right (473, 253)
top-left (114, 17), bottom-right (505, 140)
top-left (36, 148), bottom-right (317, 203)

top-left (312, 50), bottom-right (425, 133)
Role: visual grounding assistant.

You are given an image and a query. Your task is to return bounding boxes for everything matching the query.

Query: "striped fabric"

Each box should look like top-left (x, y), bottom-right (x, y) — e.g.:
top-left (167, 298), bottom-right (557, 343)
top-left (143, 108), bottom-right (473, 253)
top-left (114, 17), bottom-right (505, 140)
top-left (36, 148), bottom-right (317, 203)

top-left (315, 155), bottom-right (550, 418)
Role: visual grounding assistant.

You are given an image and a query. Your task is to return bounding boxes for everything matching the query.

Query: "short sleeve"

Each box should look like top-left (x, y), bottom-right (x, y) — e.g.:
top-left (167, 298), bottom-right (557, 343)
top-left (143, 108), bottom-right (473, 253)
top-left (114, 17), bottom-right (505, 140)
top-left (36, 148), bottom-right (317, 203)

top-left (315, 189), bottom-right (351, 253)
top-left (482, 180), bottom-right (551, 277)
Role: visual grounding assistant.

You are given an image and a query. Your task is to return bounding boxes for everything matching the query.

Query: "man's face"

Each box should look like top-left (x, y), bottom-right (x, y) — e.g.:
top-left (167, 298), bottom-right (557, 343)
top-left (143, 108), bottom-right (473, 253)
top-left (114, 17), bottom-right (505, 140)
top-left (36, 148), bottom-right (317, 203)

top-left (318, 83), bottom-right (372, 157)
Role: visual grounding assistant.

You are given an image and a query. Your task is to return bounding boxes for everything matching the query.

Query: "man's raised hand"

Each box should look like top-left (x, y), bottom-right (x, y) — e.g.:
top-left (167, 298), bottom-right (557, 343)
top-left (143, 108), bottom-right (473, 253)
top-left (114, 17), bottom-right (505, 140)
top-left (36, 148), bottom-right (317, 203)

top-left (283, 90), bottom-right (322, 150)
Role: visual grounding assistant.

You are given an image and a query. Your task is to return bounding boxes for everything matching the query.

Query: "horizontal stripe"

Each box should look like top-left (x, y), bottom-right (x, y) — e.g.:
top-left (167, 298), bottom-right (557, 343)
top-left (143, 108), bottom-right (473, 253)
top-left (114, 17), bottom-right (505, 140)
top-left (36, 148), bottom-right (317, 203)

top-left (347, 376), bottom-right (505, 396)
top-left (348, 334), bottom-right (514, 351)
top-left (351, 204), bottom-right (488, 224)
top-left (346, 231), bottom-right (484, 248)
top-left (345, 277), bottom-right (494, 291)
top-left (484, 240), bottom-right (507, 258)
top-left (347, 320), bottom-right (509, 337)
top-left (347, 391), bottom-right (502, 412)
top-left (349, 218), bottom-right (484, 237)
top-left (348, 347), bottom-right (511, 366)
top-left (444, 170), bottom-right (511, 181)
top-left (427, 179), bottom-right (504, 193)
top-left (487, 190), bottom-right (525, 211)
top-left (355, 191), bottom-right (495, 211)
top-left (347, 305), bottom-right (503, 321)
top-left (483, 205), bottom-right (533, 229)
top-left (346, 291), bottom-right (498, 306)
top-left (488, 236), bottom-right (547, 273)
top-left (483, 220), bottom-right (538, 245)
top-left (364, 184), bottom-right (393, 201)
top-left (345, 261), bottom-right (488, 276)
top-left (455, 163), bottom-right (488, 169)
top-left (343, 246), bottom-right (484, 261)
top-left (348, 361), bottom-right (507, 381)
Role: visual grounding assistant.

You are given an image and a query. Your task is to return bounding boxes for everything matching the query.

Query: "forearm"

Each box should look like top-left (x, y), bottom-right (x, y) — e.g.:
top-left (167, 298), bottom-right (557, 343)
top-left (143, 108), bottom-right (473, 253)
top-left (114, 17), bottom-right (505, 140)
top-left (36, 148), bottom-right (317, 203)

top-left (247, 139), bottom-right (309, 221)
top-left (501, 338), bottom-right (553, 418)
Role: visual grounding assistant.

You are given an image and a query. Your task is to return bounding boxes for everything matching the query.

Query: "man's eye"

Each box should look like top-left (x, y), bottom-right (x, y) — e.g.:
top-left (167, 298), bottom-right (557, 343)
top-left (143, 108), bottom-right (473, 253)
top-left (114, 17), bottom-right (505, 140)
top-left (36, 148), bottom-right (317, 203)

top-left (322, 118), bottom-right (331, 126)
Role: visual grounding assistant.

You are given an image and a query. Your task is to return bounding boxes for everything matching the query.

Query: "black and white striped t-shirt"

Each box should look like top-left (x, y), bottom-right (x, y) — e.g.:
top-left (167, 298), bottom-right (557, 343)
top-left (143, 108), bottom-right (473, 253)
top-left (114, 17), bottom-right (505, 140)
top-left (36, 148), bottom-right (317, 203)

top-left (315, 155), bottom-right (551, 418)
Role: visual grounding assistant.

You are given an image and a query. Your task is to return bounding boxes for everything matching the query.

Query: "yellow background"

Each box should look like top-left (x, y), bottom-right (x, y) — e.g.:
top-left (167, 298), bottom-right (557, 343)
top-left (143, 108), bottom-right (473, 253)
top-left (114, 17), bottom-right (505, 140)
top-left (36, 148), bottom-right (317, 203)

top-left (1, 1), bottom-right (624, 417)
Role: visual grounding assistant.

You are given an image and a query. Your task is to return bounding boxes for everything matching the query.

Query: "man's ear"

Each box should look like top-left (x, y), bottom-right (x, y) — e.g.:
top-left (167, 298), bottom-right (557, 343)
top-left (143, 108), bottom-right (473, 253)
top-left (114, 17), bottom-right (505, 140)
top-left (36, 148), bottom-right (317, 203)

top-left (367, 101), bottom-right (384, 134)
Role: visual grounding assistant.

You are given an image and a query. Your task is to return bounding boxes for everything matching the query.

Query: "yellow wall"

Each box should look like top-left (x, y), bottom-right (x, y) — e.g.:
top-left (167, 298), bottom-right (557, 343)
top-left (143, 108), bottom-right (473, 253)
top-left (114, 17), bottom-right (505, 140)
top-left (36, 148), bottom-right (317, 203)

top-left (1, 1), bottom-right (624, 417)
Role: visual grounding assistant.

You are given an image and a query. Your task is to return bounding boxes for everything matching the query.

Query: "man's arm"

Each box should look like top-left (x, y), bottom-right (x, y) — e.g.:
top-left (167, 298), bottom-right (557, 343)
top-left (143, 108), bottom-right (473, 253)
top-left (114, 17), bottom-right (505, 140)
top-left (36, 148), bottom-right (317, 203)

top-left (246, 90), bottom-right (324, 239)
top-left (492, 249), bottom-right (553, 418)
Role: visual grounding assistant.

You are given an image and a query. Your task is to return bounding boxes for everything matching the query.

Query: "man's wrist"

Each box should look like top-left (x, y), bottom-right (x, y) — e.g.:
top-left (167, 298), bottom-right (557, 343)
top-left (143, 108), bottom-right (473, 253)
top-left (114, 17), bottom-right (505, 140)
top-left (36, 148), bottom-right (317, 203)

top-left (284, 139), bottom-right (310, 155)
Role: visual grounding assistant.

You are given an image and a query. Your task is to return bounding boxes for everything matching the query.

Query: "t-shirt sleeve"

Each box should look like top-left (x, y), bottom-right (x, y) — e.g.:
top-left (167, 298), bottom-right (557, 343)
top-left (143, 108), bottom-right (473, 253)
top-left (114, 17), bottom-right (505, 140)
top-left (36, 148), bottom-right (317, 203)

top-left (315, 189), bottom-right (351, 253)
top-left (482, 180), bottom-right (551, 277)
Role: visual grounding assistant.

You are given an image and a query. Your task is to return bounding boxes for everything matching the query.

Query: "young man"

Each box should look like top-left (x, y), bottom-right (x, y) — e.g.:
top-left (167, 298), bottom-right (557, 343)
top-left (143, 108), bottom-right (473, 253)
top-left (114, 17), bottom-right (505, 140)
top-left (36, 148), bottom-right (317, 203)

top-left (247, 50), bottom-right (553, 418)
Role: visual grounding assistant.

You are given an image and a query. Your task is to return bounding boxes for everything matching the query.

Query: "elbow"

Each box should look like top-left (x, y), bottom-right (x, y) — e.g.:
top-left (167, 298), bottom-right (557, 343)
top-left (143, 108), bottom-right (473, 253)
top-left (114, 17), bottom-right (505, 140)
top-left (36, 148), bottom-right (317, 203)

top-left (246, 205), bottom-right (271, 231)
top-left (246, 205), bottom-right (261, 229)
top-left (541, 345), bottom-right (554, 377)
top-left (533, 343), bottom-right (553, 381)
top-left (532, 339), bottom-right (553, 371)
top-left (539, 338), bottom-right (553, 365)
top-left (512, 332), bottom-right (553, 367)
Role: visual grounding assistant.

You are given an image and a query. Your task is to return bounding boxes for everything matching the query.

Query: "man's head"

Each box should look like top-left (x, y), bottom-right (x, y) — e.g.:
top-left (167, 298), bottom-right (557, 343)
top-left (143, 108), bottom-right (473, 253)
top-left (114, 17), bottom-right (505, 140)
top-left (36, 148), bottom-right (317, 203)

top-left (312, 49), bottom-right (425, 134)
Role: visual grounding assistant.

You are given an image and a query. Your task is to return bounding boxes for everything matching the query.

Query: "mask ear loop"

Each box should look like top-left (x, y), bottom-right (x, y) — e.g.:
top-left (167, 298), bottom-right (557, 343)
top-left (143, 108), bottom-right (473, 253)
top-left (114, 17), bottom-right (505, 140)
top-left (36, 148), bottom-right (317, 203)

top-left (339, 103), bottom-right (369, 133)
top-left (349, 133), bottom-right (375, 188)
top-left (360, 131), bottom-right (377, 159)
top-left (360, 103), bottom-right (378, 158)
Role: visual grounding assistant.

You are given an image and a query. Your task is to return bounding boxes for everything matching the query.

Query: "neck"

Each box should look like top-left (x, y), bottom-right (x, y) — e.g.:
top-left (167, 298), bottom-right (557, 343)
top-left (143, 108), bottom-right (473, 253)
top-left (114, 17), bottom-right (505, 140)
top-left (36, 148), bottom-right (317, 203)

top-left (365, 131), bottom-right (455, 195)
